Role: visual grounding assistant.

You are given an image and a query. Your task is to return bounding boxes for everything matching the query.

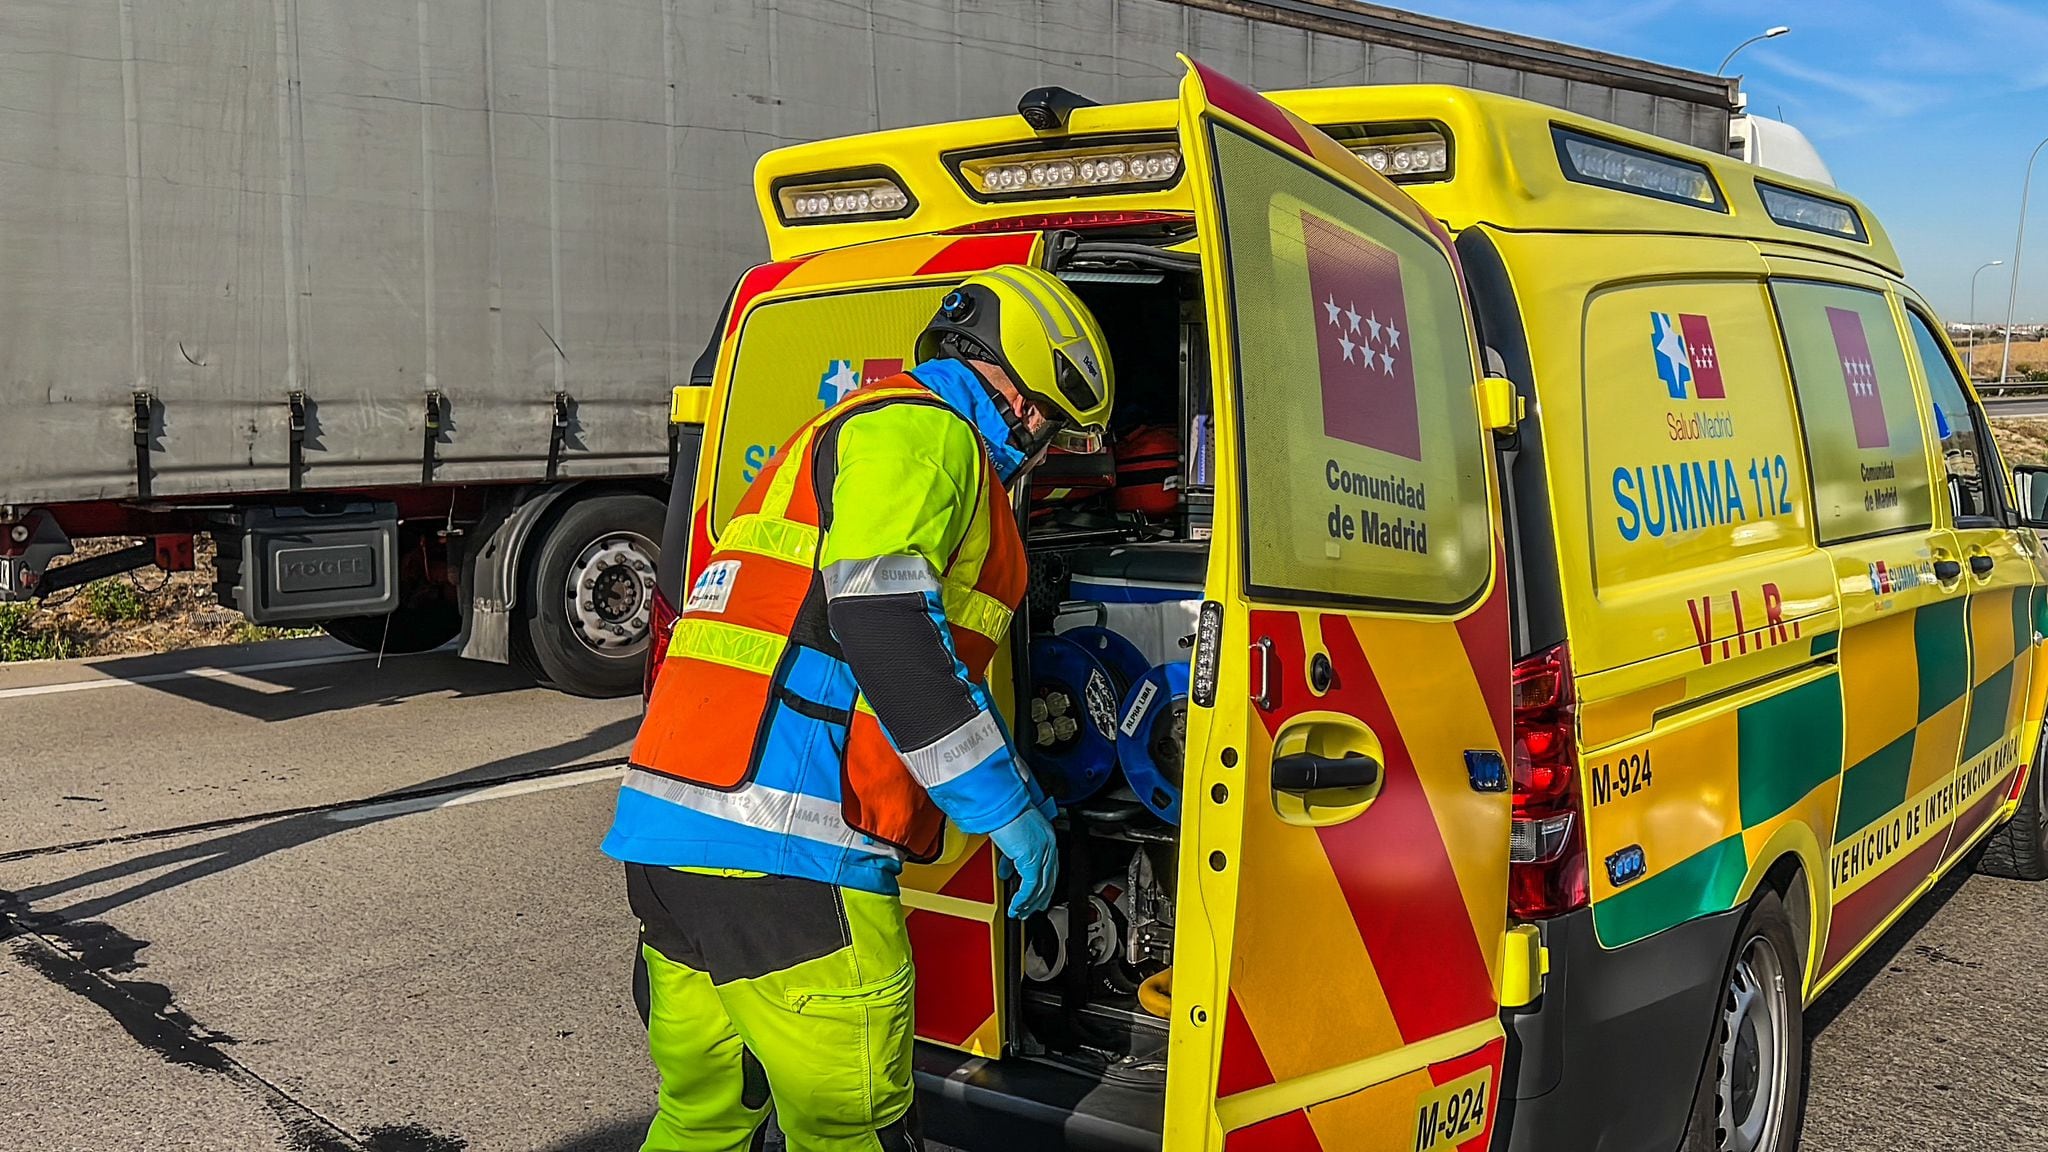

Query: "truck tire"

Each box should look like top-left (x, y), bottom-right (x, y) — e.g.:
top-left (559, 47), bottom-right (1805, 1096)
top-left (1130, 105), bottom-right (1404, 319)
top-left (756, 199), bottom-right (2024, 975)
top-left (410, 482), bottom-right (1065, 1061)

top-left (514, 491), bottom-right (664, 698)
top-left (1978, 729), bottom-right (2048, 879)
top-left (1681, 888), bottom-right (1804, 1152)
top-left (319, 602), bottom-right (460, 655)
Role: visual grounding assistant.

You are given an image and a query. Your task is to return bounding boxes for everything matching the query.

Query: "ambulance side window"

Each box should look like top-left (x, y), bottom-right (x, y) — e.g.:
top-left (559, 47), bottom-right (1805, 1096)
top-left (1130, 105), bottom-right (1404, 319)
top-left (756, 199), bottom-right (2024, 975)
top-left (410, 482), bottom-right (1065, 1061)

top-left (1207, 124), bottom-right (1490, 609)
top-left (710, 285), bottom-right (951, 532)
top-left (1770, 280), bottom-right (1934, 544)
top-left (1905, 308), bottom-right (1999, 526)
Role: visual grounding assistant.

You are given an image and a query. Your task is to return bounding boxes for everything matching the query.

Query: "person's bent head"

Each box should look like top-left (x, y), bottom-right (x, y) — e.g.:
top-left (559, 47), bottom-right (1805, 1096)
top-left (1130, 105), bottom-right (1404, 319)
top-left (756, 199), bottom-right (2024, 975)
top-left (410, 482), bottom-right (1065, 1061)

top-left (915, 265), bottom-right (1116, 468)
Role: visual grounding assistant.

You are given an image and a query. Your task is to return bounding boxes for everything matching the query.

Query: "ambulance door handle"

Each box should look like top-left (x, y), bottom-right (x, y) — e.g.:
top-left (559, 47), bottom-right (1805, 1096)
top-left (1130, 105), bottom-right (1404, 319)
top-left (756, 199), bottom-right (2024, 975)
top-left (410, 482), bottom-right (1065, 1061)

top-left (1273, 751), bottom-right (1380, 794)
top-left (1934, 559), bottom-right (1963, 583)
top-left (1970, 554), bottom-right (1995, 578)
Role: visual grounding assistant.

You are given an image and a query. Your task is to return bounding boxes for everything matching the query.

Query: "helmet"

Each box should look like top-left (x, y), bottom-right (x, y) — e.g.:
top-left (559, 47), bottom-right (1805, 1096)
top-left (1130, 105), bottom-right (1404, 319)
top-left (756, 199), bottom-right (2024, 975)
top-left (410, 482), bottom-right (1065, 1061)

top-left (915, 266), bottom-right (1116, 454)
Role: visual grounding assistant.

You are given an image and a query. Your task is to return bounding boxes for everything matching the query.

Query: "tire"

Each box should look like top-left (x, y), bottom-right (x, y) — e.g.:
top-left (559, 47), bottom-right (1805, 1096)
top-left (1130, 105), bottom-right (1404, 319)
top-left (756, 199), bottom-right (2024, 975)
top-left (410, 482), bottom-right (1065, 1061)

top-left (1681, 889), bottom-right (1805, 1152)
top-left (1978, 729), bottom-right (2048, 879)
top-left (319, 601), bottom-right (459, 655)
top-left (513, 491), bottom-right (664, 698)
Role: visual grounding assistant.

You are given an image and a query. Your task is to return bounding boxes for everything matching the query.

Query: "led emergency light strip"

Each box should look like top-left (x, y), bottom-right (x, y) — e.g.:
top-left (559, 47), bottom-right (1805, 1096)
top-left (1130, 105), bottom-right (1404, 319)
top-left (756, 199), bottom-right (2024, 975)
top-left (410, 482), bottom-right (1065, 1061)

top-left (1338, 133), bottom-right (1449, 180)
top-left (957, 143), bottom-right (1182, 199)
top-left (777, 175), bottom-right (913, 222)
top-left (1554, 127), bottom-right (1723, 209)
top-left (1756, 180), bottom-right (1866, 241)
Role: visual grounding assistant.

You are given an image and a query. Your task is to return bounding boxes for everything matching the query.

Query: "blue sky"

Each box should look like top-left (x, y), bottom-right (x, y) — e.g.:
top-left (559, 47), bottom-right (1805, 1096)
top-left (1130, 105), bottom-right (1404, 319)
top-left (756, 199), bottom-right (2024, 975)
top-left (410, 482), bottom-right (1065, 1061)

top-left (1390, 0), bottom-right (2048, 324)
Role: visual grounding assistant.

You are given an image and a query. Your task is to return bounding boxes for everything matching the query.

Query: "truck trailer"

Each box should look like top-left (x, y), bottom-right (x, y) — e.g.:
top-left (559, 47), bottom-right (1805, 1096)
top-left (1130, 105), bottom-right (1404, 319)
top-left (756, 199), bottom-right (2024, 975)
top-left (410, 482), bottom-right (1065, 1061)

top-left (0, 0), bottom-right (1736, 696)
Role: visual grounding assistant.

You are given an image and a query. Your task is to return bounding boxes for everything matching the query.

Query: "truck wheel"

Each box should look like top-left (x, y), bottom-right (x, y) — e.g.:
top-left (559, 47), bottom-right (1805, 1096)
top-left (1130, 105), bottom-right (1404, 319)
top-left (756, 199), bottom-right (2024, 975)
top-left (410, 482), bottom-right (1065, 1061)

top-left (514, 491), bottom-right (663, 698)
top-left (1682, 889), bottom-right (1805, 1152)
top-left (320, 601), bottom-right (459, 655)
top-left (1978, 729), bottom-right (2048, 879)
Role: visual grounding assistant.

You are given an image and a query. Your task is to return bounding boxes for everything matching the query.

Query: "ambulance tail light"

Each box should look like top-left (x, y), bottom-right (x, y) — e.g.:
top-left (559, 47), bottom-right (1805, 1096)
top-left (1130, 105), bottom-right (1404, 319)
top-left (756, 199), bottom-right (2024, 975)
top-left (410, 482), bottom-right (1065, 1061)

top-left (643, 584), bottom-right (680, 702)
top-left (1509, 643), bottom-right (1589, 920)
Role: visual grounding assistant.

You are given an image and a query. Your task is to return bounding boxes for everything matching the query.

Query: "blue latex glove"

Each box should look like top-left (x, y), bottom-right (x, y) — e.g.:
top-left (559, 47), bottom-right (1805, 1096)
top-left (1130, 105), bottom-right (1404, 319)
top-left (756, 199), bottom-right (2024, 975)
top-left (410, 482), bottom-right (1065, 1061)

top-left (988, 806), bottom-right (1059, 919)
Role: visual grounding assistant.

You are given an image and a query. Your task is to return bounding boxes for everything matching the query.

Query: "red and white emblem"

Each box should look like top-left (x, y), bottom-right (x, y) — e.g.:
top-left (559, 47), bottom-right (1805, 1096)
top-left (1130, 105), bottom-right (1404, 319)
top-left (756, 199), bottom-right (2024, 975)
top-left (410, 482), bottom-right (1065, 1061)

top-left (1827, 306), bottom-right (1888, 449)
top-left (1304, 211), bottom-right (1422, 461)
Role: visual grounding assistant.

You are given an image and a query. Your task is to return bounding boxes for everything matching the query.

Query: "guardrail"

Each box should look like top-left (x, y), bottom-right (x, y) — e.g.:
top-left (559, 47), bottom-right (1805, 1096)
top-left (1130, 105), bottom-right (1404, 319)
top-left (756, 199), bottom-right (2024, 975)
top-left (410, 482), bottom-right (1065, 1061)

top-left (1978, 381), bottom-right (2048, 397)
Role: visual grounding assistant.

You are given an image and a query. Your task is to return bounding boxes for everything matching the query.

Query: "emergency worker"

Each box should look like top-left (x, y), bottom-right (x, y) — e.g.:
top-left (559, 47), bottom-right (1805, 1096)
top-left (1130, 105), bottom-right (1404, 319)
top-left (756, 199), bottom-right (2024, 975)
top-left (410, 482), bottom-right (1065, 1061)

top-left (605, 265), bottom-right (1115, 1152)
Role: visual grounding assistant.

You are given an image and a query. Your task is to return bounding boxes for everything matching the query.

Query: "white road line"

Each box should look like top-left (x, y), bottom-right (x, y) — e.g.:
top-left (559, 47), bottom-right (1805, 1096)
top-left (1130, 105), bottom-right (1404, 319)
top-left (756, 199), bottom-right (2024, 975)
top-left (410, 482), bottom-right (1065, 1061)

top-left (0, 651), bottom-right (384, 701)
top-left (324, 763), bottom-right (626, 823)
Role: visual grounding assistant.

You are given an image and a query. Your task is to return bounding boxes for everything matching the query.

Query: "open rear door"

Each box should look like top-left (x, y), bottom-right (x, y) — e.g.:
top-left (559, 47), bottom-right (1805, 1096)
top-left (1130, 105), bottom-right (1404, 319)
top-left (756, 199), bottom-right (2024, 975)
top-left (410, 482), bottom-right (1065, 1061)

top-left (1164, 59), bottom-right (1513, 1152)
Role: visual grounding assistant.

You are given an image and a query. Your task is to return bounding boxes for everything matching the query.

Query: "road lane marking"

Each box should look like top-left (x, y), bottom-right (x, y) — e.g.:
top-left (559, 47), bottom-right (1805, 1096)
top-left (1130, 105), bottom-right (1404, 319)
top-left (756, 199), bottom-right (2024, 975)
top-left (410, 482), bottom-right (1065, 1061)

top-left (0, 651), bottom-right (385, 701)
top-left (324, 763), bottom-right (626, 822)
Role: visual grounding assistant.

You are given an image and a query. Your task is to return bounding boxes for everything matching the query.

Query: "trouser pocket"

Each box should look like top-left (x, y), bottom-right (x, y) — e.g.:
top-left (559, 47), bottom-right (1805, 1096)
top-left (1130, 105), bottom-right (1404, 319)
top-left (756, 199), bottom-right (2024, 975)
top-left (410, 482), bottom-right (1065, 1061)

top-left (782, 960), bottom-right (913, 1015)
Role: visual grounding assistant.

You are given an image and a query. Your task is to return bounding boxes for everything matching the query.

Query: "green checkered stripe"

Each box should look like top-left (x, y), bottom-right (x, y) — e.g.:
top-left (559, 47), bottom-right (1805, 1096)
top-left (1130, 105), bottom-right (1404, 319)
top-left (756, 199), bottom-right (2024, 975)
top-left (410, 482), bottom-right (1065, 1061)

top-left (1836, 588), bottom-right (2033, 842)
top-left (1595, 673), bottom-right (1843, 948)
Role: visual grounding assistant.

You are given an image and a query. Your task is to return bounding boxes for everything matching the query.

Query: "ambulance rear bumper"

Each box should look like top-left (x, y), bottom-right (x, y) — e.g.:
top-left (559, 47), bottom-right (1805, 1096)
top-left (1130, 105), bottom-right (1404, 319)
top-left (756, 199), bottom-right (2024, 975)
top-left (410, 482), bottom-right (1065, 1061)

top-left (1499, 904), bottom-right (1741, 1152)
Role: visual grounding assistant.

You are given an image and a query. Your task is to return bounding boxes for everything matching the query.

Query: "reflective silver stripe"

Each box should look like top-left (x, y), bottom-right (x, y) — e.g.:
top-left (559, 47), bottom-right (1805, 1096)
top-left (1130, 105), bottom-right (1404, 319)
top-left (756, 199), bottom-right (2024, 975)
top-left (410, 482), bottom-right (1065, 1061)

top-left (899, 709), bottom-right (1005, 789)
top-left (986, 268), bottom-right (1104, 392)
top-left (986, 266), bottom-right (1076, 342)
top-left (822, 554), bottom-right (940, 600)
top-left (623, 769), bottom-right (900, 860)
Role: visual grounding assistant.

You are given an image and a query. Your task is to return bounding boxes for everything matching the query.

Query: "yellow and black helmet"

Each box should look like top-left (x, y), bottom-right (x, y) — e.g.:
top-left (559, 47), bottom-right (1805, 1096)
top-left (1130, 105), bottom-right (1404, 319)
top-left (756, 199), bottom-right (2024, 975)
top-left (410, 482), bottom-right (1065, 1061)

top-left (915, 265), bottom-right (1115, 441)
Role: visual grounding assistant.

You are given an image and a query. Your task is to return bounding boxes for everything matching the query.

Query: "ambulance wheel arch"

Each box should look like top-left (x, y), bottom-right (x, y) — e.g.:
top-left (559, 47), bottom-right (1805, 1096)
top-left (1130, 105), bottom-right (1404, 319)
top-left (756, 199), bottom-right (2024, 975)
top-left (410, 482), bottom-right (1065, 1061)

top-left (1731, 837), bottom-right (1823, 996)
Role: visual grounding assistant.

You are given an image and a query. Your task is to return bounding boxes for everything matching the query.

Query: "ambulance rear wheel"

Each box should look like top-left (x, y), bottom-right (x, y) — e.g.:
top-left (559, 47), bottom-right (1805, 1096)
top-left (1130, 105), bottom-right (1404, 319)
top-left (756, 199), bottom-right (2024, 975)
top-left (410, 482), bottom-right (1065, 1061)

top-left (1683, 889), bottom-right (1804, 1152)
top-left (514, 491), bottom-right (664, 698)
top-left (1978, 732), bottom-right (2048, 879)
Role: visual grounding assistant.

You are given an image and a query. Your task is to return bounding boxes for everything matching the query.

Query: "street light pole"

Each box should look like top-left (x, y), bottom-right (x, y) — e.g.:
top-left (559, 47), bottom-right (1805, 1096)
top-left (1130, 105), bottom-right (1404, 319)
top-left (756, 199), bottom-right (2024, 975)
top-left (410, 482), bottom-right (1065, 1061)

top-left (2000, 136), bottom-right (2048, 385)
top-left (1717, 25), bottom-right (1791, 76)
top-left (1970, 259), bottom-right (2005, 377)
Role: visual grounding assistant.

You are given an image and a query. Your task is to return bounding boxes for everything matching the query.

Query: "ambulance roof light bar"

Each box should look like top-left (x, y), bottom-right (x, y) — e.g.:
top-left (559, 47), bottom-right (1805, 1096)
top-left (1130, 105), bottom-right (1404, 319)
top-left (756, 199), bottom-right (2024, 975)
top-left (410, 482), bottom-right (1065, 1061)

top-left (1319, 122), bottom-right (1453, 183)
top-left (772, 167), bottom-right (915, 225)
top-left (1755, 178), bottom-right (1867, 241)
top-left (952, 137), bottom-right (1184, 202)
top-left (1552, 126), bottom-right (1727, 211)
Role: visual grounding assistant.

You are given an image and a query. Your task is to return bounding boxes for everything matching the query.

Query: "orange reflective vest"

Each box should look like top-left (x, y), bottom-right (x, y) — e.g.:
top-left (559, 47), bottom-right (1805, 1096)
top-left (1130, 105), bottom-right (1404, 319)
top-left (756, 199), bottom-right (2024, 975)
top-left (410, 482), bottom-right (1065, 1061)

top-left (631, 378), bottom-right (1028, 863)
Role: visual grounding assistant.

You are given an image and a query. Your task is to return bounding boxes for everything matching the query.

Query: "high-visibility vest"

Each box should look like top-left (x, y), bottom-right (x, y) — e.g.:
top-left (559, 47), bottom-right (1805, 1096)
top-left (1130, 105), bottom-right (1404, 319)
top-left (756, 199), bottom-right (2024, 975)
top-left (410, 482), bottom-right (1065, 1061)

top-left (630, 378), bottom-right (1027, 862)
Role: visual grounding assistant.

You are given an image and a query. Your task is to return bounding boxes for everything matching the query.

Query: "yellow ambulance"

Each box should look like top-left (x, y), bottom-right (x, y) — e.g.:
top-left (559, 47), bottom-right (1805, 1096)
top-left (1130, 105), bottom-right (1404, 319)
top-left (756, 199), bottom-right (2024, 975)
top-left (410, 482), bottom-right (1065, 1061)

top-left (651, 57), bottom-right (2048, 1152)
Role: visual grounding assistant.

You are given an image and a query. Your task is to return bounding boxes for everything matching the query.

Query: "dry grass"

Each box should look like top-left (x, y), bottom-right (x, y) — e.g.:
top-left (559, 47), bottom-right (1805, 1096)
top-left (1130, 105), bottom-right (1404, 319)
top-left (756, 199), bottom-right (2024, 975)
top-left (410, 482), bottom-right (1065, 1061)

top-left (1963, 339), bottom-right (2048, 381)
top-left (1, 536), bottom-right (315, 663)
top-left (1991, 417), bottom-right (2048, 468)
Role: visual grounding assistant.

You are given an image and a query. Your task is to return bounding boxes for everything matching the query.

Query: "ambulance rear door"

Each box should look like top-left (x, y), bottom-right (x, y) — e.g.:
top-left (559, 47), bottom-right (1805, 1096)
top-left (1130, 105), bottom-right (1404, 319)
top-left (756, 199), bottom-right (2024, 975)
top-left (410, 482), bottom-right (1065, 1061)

top-left (691, 231), bottom-right (1045, 1057)
top-left (1165, 59), bottom-right (1514, 1152)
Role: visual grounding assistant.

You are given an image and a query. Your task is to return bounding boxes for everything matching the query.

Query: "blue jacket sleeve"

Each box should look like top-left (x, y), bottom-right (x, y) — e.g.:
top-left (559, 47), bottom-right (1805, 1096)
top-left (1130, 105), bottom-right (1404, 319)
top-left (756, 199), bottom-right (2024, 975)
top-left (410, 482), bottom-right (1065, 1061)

top-left (816, 405), bottom-right (1036, 835)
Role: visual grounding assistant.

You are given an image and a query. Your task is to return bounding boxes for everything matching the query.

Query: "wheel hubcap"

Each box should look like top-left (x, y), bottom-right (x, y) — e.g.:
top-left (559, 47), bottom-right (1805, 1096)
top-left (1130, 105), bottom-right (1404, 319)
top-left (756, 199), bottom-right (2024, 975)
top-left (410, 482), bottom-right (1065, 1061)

top-left (1716, 934), bottom-right (1789, 1152)
top-left (564, 532), bottom-right (657, 654)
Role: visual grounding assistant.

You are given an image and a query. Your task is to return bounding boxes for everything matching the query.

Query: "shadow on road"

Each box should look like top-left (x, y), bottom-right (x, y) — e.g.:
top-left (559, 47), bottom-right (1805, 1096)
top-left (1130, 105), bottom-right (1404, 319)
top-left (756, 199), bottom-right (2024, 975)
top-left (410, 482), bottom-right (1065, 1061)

top-left (54, 641), bottom-right (541, 723)
top-left (2, 715), bottom-right (637, 924)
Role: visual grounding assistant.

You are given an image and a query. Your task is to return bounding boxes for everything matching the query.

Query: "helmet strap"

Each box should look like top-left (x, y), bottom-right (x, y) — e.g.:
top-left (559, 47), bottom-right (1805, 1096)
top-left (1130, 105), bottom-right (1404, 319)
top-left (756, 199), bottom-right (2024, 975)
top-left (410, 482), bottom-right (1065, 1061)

top-left (943, 339), bottom-right (1062, 465)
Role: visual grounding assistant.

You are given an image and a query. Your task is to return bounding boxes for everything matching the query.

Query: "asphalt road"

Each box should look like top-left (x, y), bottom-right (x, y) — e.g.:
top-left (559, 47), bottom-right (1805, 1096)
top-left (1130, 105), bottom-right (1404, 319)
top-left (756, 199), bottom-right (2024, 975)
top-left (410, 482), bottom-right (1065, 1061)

top-left (2, 638), bottom-right (2045, 1151)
